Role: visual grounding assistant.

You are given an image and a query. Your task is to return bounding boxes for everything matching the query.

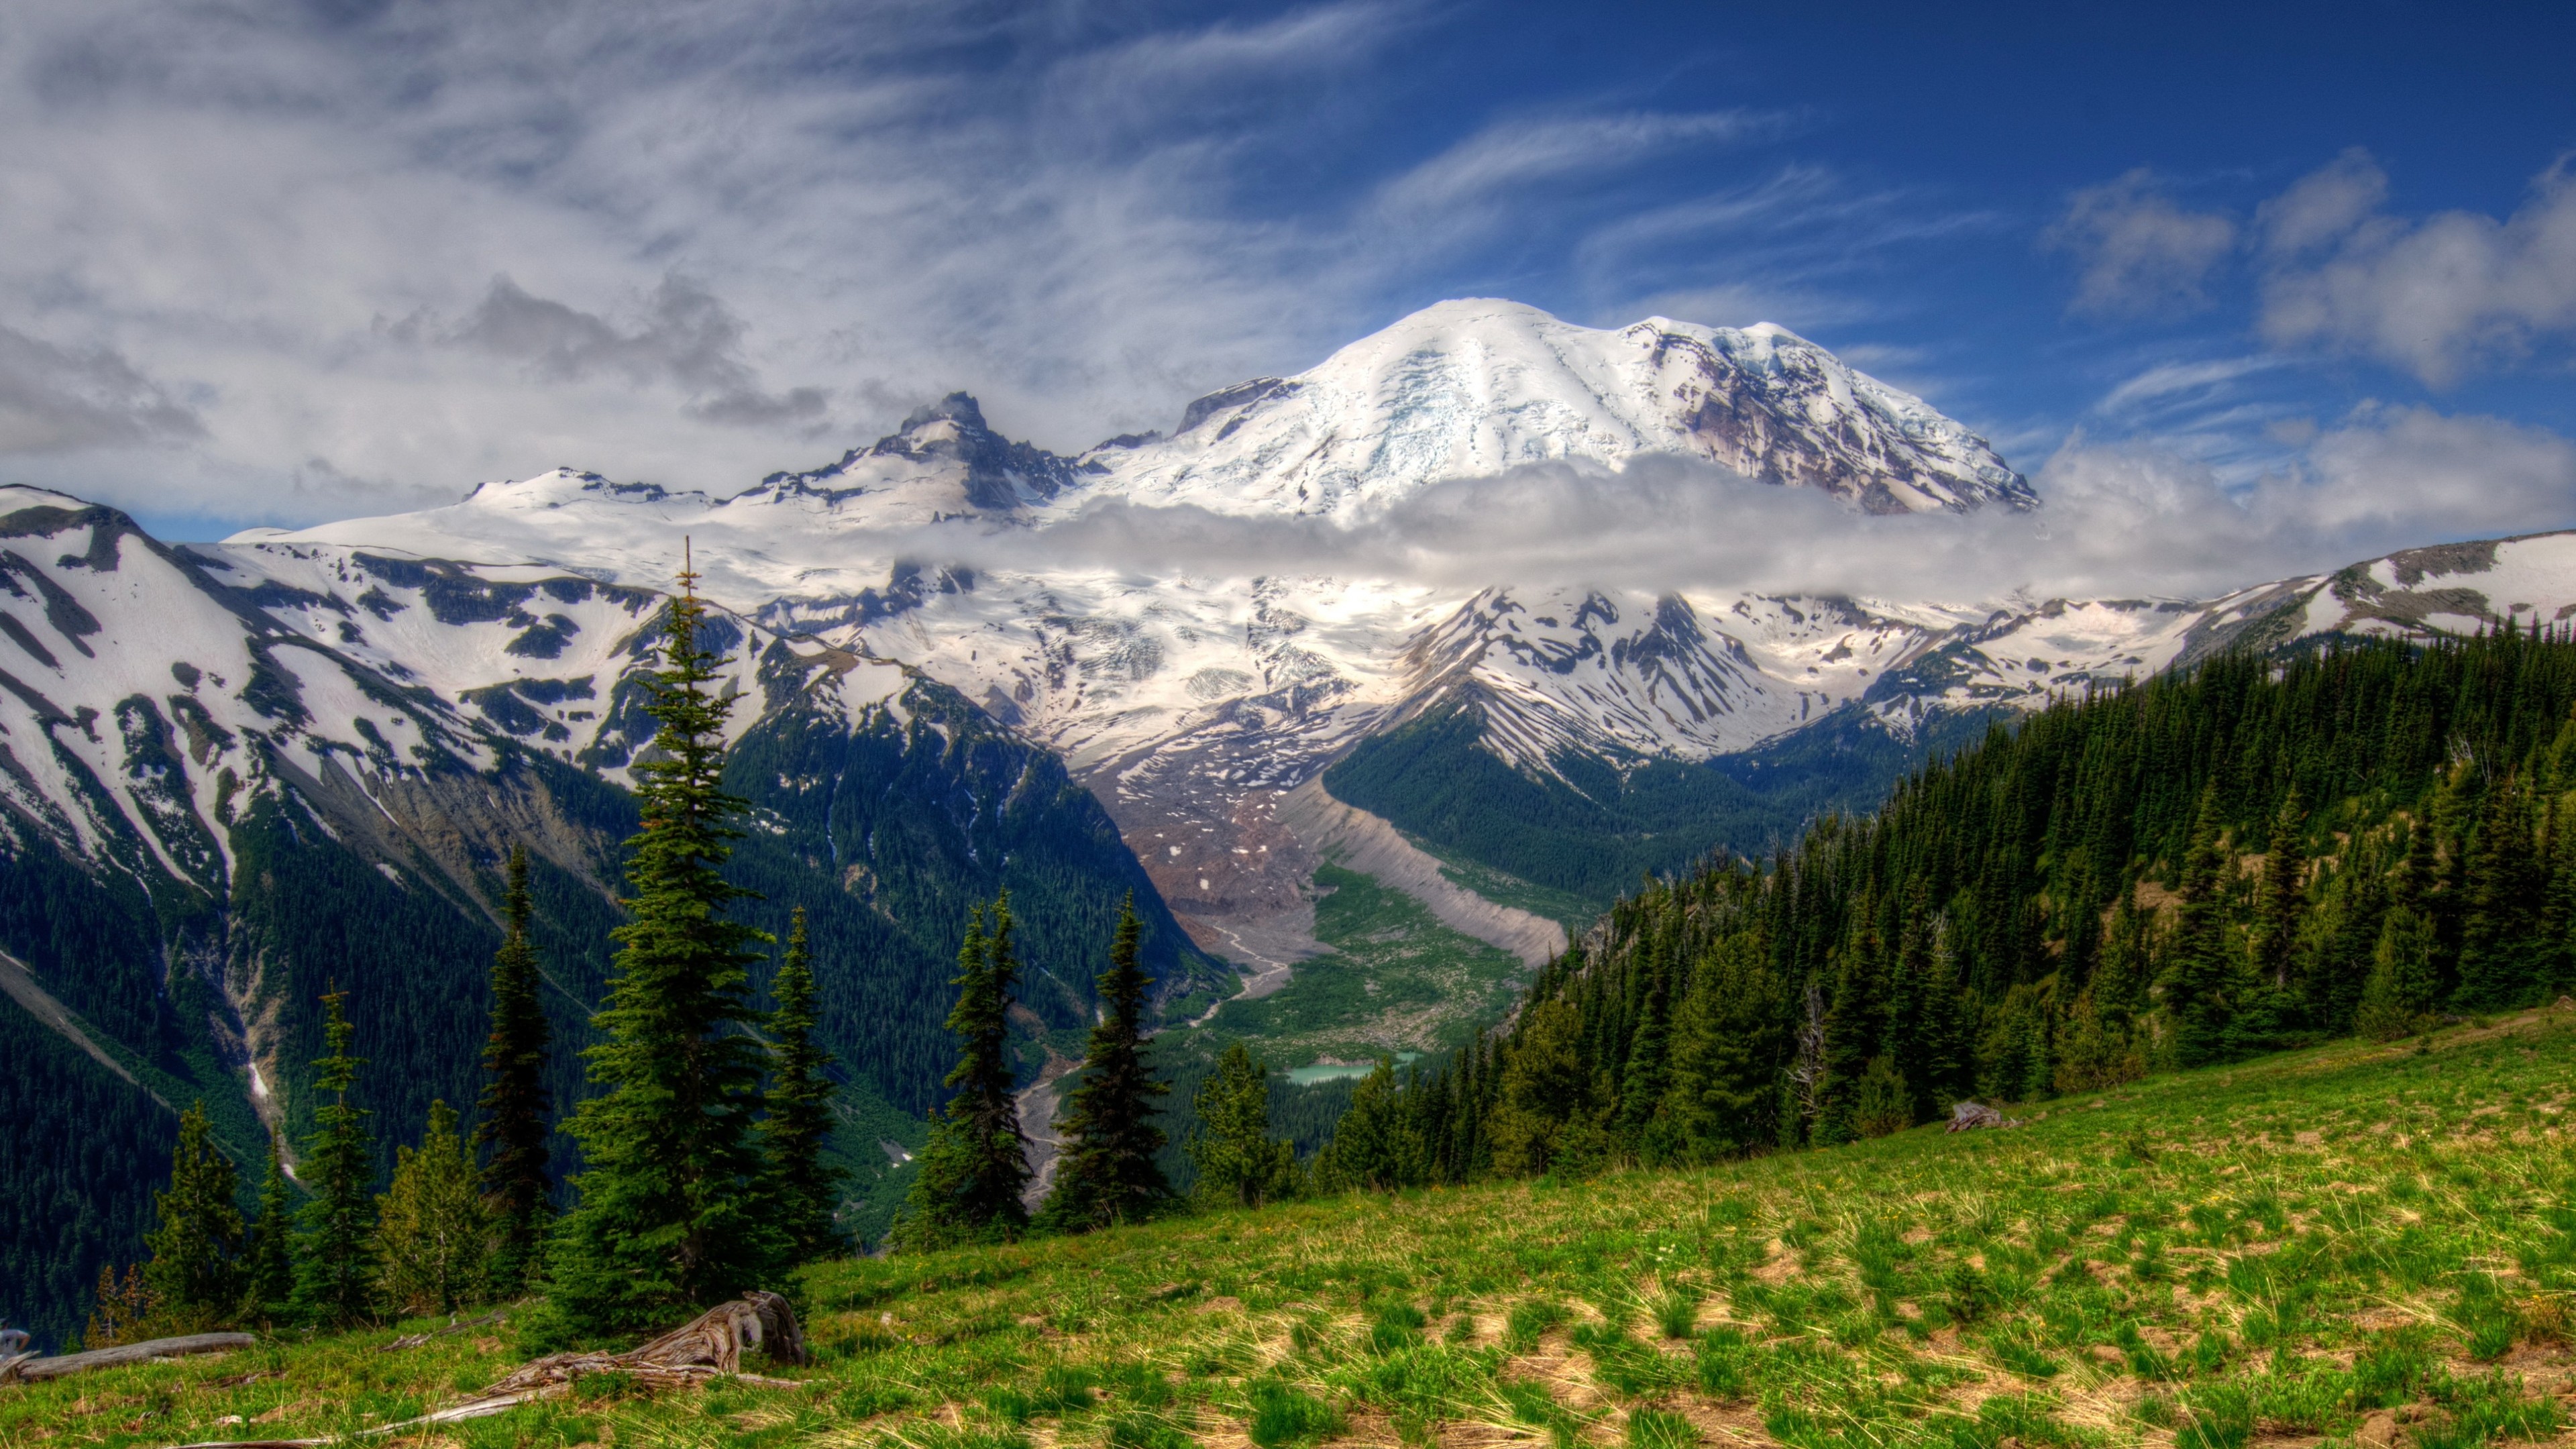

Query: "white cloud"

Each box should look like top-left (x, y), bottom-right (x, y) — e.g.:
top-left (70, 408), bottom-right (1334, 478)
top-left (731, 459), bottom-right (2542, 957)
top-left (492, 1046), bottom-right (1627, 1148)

top-left (2255, 148), bottom-right (2388, 257)
top-left (2047, 170), bottom-right (2238, 319)
top-left (822, 405), bottom-right (2576, 604)
top-left (2259, 154), bottom-right (2576, 386)
top-left (0, 0), bottom-right (1872, 533)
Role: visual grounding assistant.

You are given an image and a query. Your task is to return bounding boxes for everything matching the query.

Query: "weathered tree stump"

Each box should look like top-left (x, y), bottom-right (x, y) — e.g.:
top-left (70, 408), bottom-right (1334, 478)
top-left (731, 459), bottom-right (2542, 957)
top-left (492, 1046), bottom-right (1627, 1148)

top-left (1945, 1101), bottom-right (2021, 1132)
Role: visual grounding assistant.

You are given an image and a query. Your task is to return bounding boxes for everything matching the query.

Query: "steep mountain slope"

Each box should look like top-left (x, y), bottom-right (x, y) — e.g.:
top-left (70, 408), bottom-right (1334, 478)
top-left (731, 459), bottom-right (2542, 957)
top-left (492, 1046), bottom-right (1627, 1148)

top-left (0, 488), bottom-right (1217, 1346)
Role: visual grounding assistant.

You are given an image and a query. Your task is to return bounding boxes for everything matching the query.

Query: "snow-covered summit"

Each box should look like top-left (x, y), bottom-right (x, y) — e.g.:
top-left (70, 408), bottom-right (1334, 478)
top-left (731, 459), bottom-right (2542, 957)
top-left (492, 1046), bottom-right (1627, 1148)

top-left (1078, 299), bottom-right (2033, 519)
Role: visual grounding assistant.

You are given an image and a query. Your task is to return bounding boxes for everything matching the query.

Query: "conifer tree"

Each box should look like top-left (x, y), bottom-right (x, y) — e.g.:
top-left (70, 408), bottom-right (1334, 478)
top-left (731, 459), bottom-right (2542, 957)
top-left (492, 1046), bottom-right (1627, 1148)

top-left (1187, 1040), bottom-right (1296, 1209)
top-left (2542, 797), bottom-right (2576, 998)
top-left (2249, 794), bottom-right (2306, 992)
top-left (294, 986), bottom-right (380, 1329)
top-left (2357, 905), bottom-right (2440, 1040)
top-left (474, 845), bottom-right (552, 1296)
top-left (2166, 786), bottom-right (2239, 1065)
top-left (1488, 999), bottom-right (1595, 1175)
top-left (142, 1102), bottom-right (243, 1332)
top-left (1616, 941), bottom-right (1674, 1132)
top-left (896, 898), bottom-right (1030, 1248)
top-left (1816, 914), bottom-right (1886, 1142)
top-left (551, 565), bottom-right (779, 1334)
top-left (1035, 899), bottom-right (1173, 1232)
top-left (1315, 1059), bottom-right (1419, 1191)
top-left (239, 1130), bottom-right (296, 1324)
top-left (2091, 890), bottom-right (2154, 1022)
top-left (761, 907), bottom-right (849, 1264)
top-left (377, 1102), bottom-right (490, 1316)
top-left (2456, 774), bottom-right (2544, 1010)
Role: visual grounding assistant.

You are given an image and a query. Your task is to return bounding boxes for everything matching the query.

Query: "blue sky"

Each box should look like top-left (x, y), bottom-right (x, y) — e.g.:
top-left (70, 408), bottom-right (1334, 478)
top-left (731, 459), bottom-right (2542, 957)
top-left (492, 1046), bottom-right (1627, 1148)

top-left (1, 0), bottom-right (2572, 564)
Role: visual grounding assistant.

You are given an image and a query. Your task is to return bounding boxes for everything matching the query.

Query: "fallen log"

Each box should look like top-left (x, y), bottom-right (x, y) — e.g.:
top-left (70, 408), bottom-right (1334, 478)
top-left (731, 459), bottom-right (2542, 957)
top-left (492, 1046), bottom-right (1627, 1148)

top-left (0, 1332), bottom-right (254, 1385)
top-left (152, 1291), bottom-right (806, 1449)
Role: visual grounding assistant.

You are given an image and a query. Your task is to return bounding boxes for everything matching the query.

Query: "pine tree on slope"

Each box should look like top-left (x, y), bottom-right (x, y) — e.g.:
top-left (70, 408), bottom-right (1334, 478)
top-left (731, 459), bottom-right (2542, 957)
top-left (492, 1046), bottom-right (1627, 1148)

top-left (1035, 898), bottom-right (1172, 1232)
top-left (142, 1101), bottom-right (244, 1332)
top-left (551, 568), bottom-right (780, 1334)
top-left (761, 907), bottom-right (849, 1265)
top-left (1187, 1040), bottom-right (1295, 1209)
top-left (475, 845), bottom-right (553, 1296)
top-left (896, 898), bottom-right (1031, 1248)
top-left (240, 1130), bottom-right (295, 1324)
top-left (293, 986), bottom-right (379, 1329)
top-left (2166, 785), bottom-right (2238, 1067)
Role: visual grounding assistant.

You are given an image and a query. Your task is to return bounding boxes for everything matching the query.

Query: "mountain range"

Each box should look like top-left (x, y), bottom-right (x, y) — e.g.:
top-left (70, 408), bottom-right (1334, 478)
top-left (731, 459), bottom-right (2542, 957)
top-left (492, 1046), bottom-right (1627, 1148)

top-left (7, 295), bottom-right (2574, 1343)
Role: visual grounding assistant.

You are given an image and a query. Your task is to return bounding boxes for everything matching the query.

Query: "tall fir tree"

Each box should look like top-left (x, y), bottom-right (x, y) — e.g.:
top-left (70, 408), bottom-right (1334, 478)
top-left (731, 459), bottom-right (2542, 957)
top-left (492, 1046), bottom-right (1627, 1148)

top-left (474, 845), bottom-right (553, 1297)
top-left (551, 561), bottom-right (780, 1334)
top-left (141, 1102), bottom-right (243, 1332)
top-left (1315, 1060), bottom-right (1420, 1192)
top-left (2455, 773), bottom-right (2544, 1010)
top-left (2357, 904), bottom-right (2440, 1040)
top-left (1187, 1040), bottom-right (1296, 1209)
top-left (293, 986), bottom-right (379, 1329)
top-left (2542, 796), bottom-right (2576, 998)
top-left (1034, 899), bottom-right (1173, 1233)
top-left (896, 898), bottom-right (1031, 1248)
top-left (239, 1130), bottom-right (296, 1324)
top-left (761, 907), bottom-right (849, 1265)
top-left (2166, 786), bottom-right (2239, 1065)
top-left (377, 1102), bottom-right (490, 1316)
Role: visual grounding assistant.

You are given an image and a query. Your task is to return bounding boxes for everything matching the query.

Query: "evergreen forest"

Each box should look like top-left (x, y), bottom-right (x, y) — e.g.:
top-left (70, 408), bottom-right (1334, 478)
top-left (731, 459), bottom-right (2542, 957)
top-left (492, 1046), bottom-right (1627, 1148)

top-left (1324, 627), bottom-right (2576, 1185)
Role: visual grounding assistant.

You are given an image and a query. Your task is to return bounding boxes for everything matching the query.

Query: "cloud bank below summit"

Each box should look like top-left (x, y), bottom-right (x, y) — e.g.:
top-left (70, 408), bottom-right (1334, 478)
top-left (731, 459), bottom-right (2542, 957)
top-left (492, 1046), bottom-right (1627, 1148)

top-left (857, 406), bottom-right (2576, 604)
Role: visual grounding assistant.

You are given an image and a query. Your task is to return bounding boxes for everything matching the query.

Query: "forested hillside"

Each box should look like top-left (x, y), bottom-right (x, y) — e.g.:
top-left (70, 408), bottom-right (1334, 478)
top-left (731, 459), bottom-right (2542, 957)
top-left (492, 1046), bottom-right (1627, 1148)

top-left (1324, 699), bottom-right (1998, 907)
top-left (1356, 627), bottom-right (2576, 1181)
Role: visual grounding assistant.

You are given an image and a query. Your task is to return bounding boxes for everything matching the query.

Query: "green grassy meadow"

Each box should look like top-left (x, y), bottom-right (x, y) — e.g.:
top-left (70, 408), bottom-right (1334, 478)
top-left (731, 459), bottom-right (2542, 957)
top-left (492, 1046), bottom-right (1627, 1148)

top-left (11, 1010), bottom-right (2576, 1449)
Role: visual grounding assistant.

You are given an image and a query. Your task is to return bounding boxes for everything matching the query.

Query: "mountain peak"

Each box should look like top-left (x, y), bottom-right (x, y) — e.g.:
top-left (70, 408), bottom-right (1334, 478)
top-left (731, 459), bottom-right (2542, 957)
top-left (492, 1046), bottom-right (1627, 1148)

top-left (902, 390), bottom-right (989, 433)
top-left (1084, 299), bottom-right (2031, 519)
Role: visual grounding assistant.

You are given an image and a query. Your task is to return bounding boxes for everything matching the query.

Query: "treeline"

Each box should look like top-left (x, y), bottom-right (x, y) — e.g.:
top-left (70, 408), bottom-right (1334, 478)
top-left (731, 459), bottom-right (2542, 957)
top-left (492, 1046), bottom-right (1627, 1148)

top-left (1305, 626), bottom-right (2576, 1184)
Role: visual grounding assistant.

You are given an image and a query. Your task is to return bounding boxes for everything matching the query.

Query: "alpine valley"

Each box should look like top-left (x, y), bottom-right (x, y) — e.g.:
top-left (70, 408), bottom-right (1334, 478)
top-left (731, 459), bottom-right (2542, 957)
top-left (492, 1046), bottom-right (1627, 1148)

top-left (7, 297), bottom-right (2573, 1345)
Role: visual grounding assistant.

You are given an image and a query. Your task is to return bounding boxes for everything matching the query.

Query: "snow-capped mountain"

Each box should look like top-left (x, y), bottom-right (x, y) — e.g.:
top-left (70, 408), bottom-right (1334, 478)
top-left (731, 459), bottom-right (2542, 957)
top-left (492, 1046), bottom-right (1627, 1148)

top-left (1081, 299), bottom-right (2035, 518)
top-left (36, 297), bottom-right (2576, 982)
top-left (214, 297), bottom-right (2576, 964)
top-left (227, 300), bottom-right (2041, 959)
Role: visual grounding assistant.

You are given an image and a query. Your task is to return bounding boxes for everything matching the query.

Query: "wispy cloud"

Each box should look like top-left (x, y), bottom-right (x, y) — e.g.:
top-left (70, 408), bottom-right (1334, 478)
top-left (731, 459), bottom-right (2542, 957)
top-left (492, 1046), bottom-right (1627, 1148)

top-left (1377, 110), bottom-right (1793, 221)
top-left (2045, 169), bottom-right (2238, 318)
top-left (2092, 356), bottom-right (2283, 419)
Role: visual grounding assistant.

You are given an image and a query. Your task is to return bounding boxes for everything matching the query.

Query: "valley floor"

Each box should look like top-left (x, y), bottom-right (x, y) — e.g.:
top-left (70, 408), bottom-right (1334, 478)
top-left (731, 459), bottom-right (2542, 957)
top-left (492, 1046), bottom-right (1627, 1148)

top-left (9, 1012), bottom-right (2576, 1449)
